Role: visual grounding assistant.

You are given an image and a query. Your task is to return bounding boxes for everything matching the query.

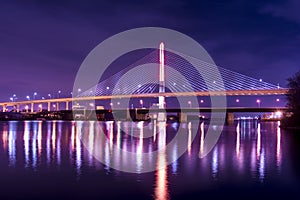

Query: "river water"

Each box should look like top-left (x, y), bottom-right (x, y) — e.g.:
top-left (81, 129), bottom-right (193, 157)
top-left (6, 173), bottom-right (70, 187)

top-left (0, 120), bottom-right (299, 200)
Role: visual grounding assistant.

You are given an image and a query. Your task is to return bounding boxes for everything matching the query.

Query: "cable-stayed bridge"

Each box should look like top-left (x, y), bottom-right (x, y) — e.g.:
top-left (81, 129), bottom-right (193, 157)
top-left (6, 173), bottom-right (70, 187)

top-left (79, 46), bottom-right (286, 98)
top-left (0, 43), bottom-right (288, 113)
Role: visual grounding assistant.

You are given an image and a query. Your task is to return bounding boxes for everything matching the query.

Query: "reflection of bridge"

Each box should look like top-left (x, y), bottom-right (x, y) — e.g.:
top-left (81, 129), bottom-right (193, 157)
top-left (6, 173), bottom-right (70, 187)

top-left (0, 42), bottom-right (288, 113)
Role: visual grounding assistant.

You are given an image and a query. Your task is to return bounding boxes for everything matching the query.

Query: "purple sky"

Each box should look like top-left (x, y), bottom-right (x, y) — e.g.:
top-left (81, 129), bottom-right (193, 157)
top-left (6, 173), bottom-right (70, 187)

top-left (0, 0), bottom-right (299, 102)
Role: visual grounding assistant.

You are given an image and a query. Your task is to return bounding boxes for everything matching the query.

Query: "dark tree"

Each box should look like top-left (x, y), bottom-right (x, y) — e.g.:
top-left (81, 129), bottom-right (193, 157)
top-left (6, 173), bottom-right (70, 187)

top-left (285, 70), bottom-right (300, 127)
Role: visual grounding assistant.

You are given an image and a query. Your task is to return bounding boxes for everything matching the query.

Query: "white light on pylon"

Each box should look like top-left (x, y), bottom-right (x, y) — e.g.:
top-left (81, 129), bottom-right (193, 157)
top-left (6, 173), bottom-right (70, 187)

top-left (159, 42), bottom-right (164, 82)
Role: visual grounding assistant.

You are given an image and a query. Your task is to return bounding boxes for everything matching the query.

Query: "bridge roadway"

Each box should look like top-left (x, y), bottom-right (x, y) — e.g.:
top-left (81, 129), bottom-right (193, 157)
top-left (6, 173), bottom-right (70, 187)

top-left (0, 89), bottom-right (289, 112)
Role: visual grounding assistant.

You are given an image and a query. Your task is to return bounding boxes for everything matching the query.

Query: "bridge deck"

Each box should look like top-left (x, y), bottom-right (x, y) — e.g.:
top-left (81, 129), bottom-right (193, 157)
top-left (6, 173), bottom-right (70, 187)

top-left (0, 89), bottom-right (289, 107)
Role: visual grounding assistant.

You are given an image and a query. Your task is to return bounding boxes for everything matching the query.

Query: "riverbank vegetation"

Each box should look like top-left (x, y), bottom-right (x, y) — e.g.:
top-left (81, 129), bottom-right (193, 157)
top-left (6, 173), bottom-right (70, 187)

top-left (282, 70), bottom-right (300, 129)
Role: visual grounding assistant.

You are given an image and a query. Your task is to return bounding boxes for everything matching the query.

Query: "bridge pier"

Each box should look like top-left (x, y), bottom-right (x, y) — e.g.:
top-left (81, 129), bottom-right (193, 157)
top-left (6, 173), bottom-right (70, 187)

top-left (2, 104), bottom-right (7, 112)
top-left (47, 102), bottom-right (50, 112)
top-left (13, 104), bottom-right (20, 112)
top-left (31, 103), bottom-right (34, 113)
top-left (226, 112), bottom-right (235, 124)
top-left (126, 108), bottom-right (131, 121)
top-left (56, 102), bottom-right (59, 111)
top-left (66, 101), bottom-right (69, 110)
top-left (157, 112), bottom-right (166, 122)
top-left (37, 103), bottom-right (42, 112)
top-left (158, 42), bottom-right (166, 122)
top-left (178, 112), bottom-right (187, 122)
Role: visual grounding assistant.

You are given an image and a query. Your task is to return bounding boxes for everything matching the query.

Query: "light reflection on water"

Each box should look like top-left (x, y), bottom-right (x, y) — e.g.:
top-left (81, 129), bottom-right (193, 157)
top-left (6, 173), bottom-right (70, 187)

top-left (276, 121), bottom-right (281, 168)
top-left (0, 119), bottom-right (294, 199)
top-left (155, 122), bottom-right (169, 200)
top-left (8, 122), bottom-right (16, 166)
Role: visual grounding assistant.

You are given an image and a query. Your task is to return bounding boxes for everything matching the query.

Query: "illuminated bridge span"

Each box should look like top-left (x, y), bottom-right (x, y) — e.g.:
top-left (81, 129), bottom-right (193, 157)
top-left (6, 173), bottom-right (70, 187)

top-left (78, 46), bottom-right (287, 98)
top-left (0, 43), bottom-right (288, 112)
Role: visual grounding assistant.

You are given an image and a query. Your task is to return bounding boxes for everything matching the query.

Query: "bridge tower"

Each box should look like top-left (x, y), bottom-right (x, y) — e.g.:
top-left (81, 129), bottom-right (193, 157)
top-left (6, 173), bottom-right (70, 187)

top-left (157, 42), bottom-right (166, 121)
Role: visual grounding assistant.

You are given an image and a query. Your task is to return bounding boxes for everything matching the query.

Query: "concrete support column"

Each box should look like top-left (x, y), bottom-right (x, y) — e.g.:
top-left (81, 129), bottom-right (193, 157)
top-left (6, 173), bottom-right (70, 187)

top-left (66, 101), bottom-right (69, 110)
top-left (25, 105), bottom-right (29, 112)
top-left (31, 103), bottom-right (34, 113)
top-left (157, 112), bottom-right (166, 122)
top-left (226, 112), bottom-right (235, 124)
top-left (56, 102), bottom-right (59, 111)
top-left (126, 108), bottom-right (131, 121)
top-left (37, 104), bottom-right (41, 112)
top-left (48, 102), bottom-right (51, 111)
top-left (2, 104), bottom-right (7, 112)
top-left (178, 112), bottom-right (187, 123)
top-left (158, 42), bottom-right (166, 122)
top-left (17, 104), bottom-right (20, 112)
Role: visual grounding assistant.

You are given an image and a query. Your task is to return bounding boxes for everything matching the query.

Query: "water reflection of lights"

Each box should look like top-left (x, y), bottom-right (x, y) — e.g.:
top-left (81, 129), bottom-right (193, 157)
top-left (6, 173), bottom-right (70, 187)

top-left (57, 122), bottom-right (62, 165)
top-left (116, 121), bottom-right (121, 149)
top-left (24, 121), bottom-right (30, 167)
top-left (107, 121), bottom-right (114, 151)
top-left (188, 122), bottom-right (192, 156)
top-left (47, 122), bottom-right (51, 165)
top-left (37, 121), bottom-right (42, 157)
top-left (259, 149), bottom-right (265, 182)
top-left (2, 123), bottom-right (8, 151)
top-left (70, 122), bottom-right (75, 156)
top-left (276, 121), bottom-right (281, 168)
top-left (171, 142), bottom-right (178, 175)
top-left (88, 121), bottom-right (95, 166)
top-left (153, 120), bottom-right (157, 142)
top-left (256, 123), bottom-right (261, 159)
top-left (155, 165), bottom-right (169, 200)
top-left (8, 122), bottom-right (17, 166)
top-left (236, 122), bottom-right (245, 173)
top-left (75, 122), bottom-right (82, 175)
top-left (137, 121), bottom-right (144, 173)
top-left (250, 143), bottom-right (256, 177)
top-left (236, 122), bottom-right (240, 158)
top-left (104, 122), bottom-right (111, 172)
top-left (52, 121), bottom-right (56, 152)
top-left (32, 122), bottom-right (37, 168)
top-left (0, 120), bottom-right (288, 197)
top-left (122, 123), bottom-right (128, 168)
top-left (155, 121), bottom-right (169, 200)
top-left (212, 147), bottom-right (218, 178)
top-left (199, 122), bottom-right (204, 157)
top-left (98, 122), bottom-right (107, 169)
top-left (114, 121), bottom-right (121, 169)
top-left (171, 122), bottom-right (179, 130)
top-left (137, 121), bottom-right (144, 129)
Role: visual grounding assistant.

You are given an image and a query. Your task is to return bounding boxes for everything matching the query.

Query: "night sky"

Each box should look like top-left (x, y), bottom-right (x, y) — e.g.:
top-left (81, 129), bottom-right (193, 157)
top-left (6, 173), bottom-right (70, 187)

top-left (0, 0), bottom-right (299, 102)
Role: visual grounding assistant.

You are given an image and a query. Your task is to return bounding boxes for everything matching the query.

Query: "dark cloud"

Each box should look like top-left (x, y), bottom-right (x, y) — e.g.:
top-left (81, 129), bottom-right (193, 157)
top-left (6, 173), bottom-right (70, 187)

top-left (261, 0), bottom-right (300, 23)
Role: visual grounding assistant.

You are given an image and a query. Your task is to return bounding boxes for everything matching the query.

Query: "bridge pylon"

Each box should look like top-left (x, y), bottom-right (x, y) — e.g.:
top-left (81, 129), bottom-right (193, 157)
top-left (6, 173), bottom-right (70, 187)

top-left (157, 42), bottom-right (166, 121)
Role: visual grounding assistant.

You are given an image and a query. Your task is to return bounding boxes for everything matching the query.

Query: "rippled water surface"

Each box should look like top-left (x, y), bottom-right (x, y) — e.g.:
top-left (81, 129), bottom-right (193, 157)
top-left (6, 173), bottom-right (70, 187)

top-left (0, 120), bottom-right (299, 200)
